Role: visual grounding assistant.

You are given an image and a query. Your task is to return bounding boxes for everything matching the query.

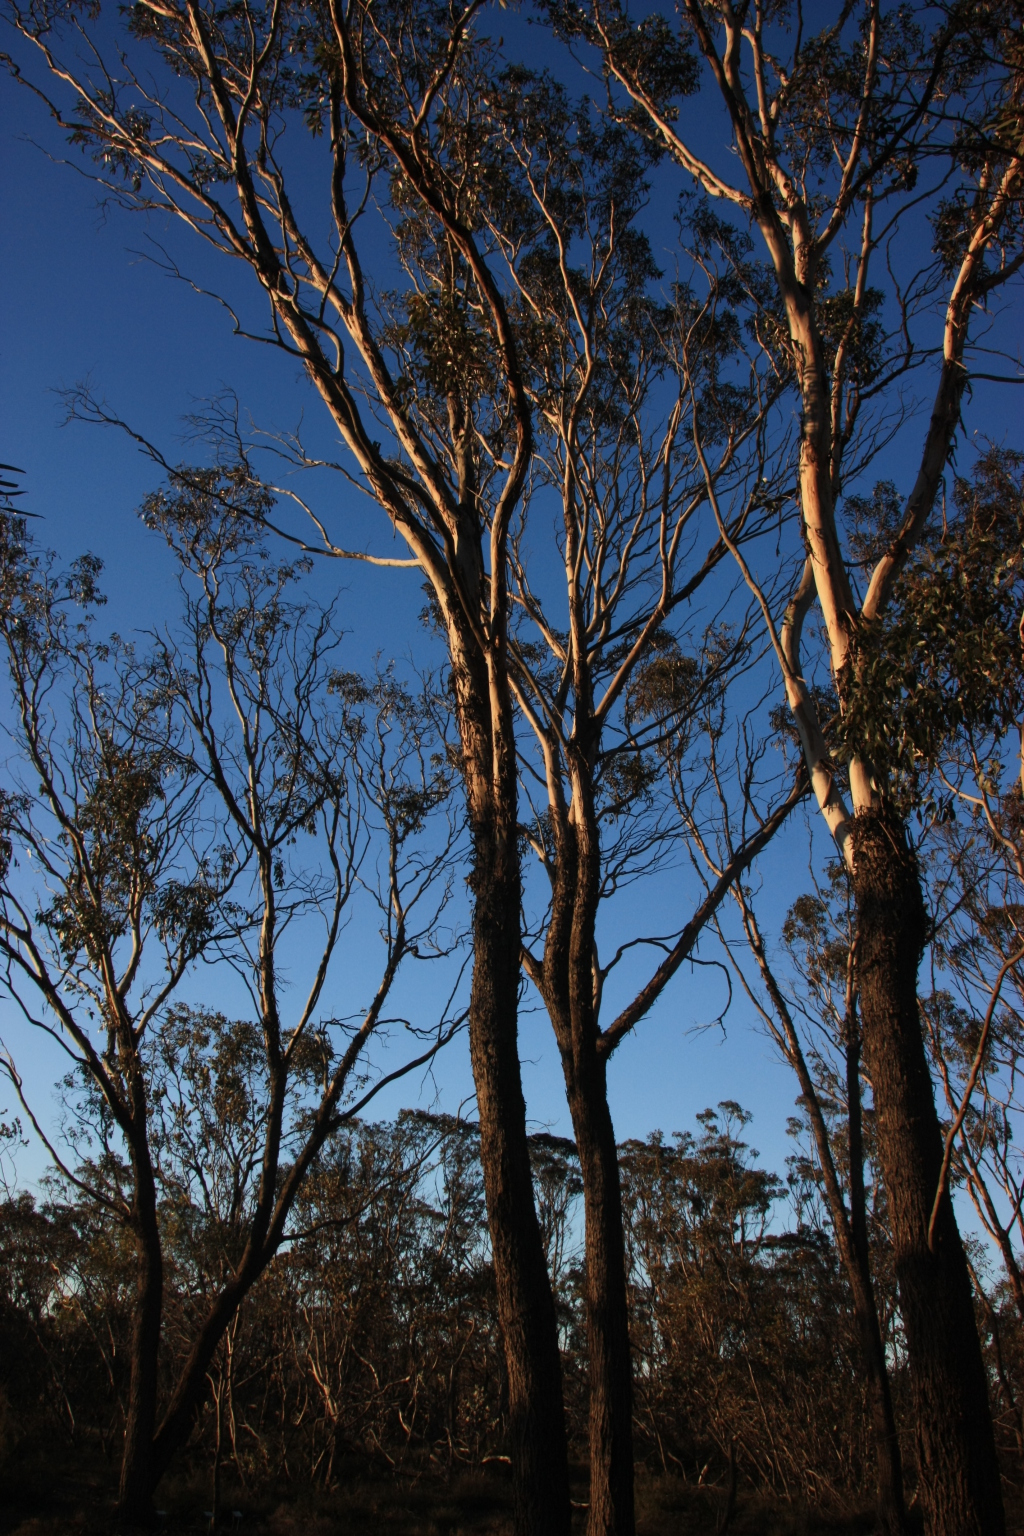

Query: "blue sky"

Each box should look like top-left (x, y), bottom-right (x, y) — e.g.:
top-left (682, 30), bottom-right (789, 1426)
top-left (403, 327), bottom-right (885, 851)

top-left (2, 3), bottom-right (1023, 1195)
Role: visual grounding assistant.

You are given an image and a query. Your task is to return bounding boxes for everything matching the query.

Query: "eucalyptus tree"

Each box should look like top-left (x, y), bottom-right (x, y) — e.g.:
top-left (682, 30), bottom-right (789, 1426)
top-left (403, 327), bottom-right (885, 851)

top-left (852, 448), bottom-right (1024, 1322)
top-left (687, 446), bottom-right (1024, 1531)
top-left (550, 3), bottom-right (1024, 1530)
top-left (0, 3), bottom-right (581, 1526)
top-left (459, 71), bottom-right (808, 1535)
top-left (0, 486), bottom-right (460, 1524)
top-left (1, 7), bottom-right (807, 1526)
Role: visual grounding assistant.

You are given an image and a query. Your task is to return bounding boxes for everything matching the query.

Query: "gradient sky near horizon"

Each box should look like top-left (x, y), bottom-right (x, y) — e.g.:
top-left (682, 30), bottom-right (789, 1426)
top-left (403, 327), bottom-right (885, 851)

top-left (2, 2), bottom-right (1023, 1193)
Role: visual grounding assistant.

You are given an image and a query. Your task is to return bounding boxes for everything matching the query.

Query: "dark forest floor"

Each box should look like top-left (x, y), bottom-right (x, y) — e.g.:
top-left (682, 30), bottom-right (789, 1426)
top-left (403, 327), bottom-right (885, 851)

top-left (0, 1442), bottom-right (898, 1536)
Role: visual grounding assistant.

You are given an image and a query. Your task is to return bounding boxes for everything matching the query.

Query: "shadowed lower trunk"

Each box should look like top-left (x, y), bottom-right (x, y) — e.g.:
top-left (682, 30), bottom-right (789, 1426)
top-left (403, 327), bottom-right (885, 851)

top-left (469, 820), bottom-right (572, 1536)
top-left (535, 757), bottom-right (635, 1536)
top-left (852, 809), bottom-right (1004, 1536)
top-left (566, 1052), bottom-right (635, 1536)
top-left (117, 1145), bottom-right (163, 1529)
top-left (456, 624), bottom-right (571, 1536)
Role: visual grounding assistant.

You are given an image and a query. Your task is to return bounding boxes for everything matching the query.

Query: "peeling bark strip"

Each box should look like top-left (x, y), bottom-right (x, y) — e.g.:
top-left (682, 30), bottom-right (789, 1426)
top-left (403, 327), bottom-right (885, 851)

top-left (852, 811), bottom-right (1004, 1536)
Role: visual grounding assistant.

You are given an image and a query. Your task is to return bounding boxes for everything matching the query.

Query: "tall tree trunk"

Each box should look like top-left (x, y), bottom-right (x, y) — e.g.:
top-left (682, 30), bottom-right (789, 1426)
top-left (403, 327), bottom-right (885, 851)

top-left (852, 809), bottom-right (1005, 1536)
top-left (534, 756), bottom-right (635, 1536)
top-left (776, 243), bottom-right (1004, 1536)
top-left (469, 816), bottom-right (572, 1536)
top-left (458, 634), bottom-right (572, 1536)
top-left (565, 1054), bottom-right (635, 1536)
top-left (567, 781), bottom-right (634, 1536)
top-left (605, 12), bottom-right (1018, 1527)
top-left (118, 1141), bottom-right (163, 1529)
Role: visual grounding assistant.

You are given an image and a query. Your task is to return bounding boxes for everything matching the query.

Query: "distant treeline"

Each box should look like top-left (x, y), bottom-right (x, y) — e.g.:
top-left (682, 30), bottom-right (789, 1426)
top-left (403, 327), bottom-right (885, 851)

top-left (1, 1101), bottom-right (1020, 1513)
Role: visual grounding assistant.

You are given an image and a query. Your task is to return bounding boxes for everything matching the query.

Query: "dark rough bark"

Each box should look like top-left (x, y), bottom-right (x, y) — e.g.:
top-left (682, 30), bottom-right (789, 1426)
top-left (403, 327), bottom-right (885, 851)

top-left (852, 809), bottom-right (1004, 1536)
top-left (566, 1056), bottom-right (635, 1536)
top-left (565, 802), bottom-right (634, 1536)
top-left (537, 757), bottom-right (634, 1536)
top-left (117, 1142), bottom-right (163, 1529)
top-left (469, 828), bottom-right (572, 1536)
top-left (456, 630), bottom-right (571, 1536)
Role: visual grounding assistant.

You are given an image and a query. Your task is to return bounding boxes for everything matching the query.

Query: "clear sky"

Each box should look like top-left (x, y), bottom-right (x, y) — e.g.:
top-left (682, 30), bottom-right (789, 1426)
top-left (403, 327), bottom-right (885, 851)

top-left (2, 2), bottom-right (1022, 1194)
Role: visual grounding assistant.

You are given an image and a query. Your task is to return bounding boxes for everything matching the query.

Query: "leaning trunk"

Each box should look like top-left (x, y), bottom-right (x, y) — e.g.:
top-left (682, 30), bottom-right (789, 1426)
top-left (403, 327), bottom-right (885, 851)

top-left (852, 809), bottom-right (1005, 1536)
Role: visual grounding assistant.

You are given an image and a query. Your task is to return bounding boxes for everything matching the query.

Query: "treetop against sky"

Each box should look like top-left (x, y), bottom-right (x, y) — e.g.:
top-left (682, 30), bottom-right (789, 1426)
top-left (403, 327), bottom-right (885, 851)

top-left (0, 0), bottom-right (1021, 1178)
